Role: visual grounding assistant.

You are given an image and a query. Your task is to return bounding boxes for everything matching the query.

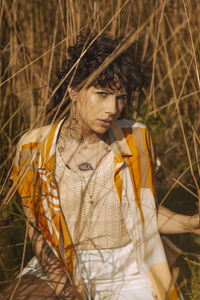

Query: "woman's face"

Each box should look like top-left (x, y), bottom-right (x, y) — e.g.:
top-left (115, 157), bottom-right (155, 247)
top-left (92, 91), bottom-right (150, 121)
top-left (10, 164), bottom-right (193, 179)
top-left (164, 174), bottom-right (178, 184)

top-left (71, 86), bottom-right (127, 135)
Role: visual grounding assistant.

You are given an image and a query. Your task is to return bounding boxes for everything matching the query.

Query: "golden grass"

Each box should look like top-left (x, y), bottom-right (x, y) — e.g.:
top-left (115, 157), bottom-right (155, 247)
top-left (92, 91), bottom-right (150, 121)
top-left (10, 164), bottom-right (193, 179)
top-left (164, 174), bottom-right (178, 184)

top-left (0, 0), bottom-right (199, 298)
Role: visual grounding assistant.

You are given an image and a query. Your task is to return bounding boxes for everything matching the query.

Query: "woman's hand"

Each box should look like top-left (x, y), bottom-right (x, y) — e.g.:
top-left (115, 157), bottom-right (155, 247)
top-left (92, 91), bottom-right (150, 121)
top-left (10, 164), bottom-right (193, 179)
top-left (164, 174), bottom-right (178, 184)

top-left (158, 206), bottom-right (200, 234)
top-left (187, 214), bottom-right (200, 234)
top-left (60, 285), bottom-right (86, 300)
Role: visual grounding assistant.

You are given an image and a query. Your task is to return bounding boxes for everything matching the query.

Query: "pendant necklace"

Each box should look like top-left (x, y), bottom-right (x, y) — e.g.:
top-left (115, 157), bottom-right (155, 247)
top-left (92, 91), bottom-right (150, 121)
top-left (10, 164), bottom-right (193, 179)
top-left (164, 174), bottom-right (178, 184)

top-left (58, 123), bottom-right (111, 204)
top-left (78, 161), bottom-right (97, 205)
top-left (63, 160), bottom-right (95, 204)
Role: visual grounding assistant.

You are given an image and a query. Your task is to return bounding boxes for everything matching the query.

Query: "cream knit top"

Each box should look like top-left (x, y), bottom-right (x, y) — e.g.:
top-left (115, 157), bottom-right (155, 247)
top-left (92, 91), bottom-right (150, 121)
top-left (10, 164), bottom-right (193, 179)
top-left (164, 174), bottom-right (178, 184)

top-left (54, 147), bottom-right (130, 250)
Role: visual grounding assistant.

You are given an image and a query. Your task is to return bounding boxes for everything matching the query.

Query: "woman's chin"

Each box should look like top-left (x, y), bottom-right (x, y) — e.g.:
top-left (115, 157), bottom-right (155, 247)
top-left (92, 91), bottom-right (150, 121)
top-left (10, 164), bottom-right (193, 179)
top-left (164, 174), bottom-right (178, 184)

top-left (93, 127), bottom-right (110, 135)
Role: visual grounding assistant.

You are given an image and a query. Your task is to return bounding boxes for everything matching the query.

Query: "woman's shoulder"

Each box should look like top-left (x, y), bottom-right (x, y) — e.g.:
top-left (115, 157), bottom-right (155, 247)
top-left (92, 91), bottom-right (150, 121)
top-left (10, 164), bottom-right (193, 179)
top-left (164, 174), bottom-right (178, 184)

top-left (17, 124), bottom-right (53, 150)
top-left (117, 118), bottom-right (147, 129)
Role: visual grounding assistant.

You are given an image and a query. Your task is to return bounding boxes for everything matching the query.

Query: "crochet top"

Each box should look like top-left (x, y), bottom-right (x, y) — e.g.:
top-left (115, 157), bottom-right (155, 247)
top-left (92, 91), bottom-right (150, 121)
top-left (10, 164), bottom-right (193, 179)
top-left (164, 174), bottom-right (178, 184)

top-left (54, 148), bottom-right (131, 250)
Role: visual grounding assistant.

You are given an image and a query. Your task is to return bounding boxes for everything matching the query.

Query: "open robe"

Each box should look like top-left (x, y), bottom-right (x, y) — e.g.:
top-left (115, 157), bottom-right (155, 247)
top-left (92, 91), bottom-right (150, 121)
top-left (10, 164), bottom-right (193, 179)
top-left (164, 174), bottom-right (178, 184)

top-left (11, 119), bottom-right (180, 300)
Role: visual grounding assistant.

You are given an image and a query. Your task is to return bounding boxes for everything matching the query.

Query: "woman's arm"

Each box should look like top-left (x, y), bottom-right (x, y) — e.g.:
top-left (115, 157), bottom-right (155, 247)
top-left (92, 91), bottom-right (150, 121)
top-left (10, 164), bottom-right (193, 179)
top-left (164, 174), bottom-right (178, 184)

top-left (25, 208), bottom-right (84, 299)
top-left (158, 205), bottom-right (200, 234)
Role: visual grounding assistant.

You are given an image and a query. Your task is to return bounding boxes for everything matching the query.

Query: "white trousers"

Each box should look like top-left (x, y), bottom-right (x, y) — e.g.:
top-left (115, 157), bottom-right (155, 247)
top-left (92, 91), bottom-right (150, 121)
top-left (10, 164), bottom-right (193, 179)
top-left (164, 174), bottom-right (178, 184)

top-left (77, 243), bottom-right (156, 300)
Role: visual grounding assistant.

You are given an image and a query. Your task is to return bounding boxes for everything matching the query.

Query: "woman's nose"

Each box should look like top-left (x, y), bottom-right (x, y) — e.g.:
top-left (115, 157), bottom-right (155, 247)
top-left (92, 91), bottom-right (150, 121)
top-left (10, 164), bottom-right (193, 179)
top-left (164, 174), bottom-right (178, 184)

top-left (105, 95), bottom-right (117, 115)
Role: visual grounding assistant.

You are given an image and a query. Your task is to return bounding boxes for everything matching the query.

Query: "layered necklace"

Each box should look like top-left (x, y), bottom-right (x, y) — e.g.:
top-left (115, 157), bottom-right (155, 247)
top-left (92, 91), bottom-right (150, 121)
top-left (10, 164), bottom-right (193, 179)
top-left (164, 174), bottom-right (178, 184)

top-left (57, 118), bottom-right (111, 204)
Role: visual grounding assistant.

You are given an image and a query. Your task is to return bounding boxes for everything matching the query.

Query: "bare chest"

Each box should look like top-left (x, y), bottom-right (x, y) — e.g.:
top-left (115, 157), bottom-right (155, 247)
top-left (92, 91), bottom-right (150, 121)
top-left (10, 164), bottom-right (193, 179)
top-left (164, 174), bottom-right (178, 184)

top-left (57, 135), bottom-right (111, 173)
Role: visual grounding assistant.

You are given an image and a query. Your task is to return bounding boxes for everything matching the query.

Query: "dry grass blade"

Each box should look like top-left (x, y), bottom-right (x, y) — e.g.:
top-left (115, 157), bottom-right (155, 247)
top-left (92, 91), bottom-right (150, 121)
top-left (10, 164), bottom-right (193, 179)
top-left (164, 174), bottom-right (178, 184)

top-left (0, 0), bottom-right (200, 297)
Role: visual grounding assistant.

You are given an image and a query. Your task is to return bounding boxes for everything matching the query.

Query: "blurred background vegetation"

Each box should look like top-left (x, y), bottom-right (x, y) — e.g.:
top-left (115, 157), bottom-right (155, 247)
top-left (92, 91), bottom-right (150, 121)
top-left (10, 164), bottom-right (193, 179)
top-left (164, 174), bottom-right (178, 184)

top-left (0, 0), bottom-right (199, 298)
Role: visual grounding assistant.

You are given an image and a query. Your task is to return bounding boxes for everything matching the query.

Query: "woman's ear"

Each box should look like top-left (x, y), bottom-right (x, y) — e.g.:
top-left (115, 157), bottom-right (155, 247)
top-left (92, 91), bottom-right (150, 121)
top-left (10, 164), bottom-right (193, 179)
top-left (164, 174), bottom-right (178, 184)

top-left (68, 87), bottom-right (78, 103)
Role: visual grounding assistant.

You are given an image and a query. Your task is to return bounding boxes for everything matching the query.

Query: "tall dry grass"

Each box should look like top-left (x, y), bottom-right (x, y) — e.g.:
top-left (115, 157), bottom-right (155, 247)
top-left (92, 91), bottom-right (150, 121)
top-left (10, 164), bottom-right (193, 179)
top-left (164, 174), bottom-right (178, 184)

top-left (0, 0), bottom-right (199, 298)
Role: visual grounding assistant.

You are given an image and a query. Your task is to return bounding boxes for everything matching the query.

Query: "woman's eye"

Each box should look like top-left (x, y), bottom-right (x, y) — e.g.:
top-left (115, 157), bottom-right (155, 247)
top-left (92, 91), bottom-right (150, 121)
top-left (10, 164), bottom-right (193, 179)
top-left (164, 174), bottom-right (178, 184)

top-left (117, 95), bottom-right (127, 101)
top-left (97, 92), bottom-right (108, 97)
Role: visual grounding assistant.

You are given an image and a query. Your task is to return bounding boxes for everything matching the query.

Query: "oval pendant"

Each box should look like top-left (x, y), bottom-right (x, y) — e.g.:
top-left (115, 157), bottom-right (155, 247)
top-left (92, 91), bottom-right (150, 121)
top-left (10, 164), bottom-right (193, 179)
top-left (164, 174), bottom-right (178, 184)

top-left (79, 162), bottom-right (94, 171)
top-left (89, 196), bottom-right (93, 204)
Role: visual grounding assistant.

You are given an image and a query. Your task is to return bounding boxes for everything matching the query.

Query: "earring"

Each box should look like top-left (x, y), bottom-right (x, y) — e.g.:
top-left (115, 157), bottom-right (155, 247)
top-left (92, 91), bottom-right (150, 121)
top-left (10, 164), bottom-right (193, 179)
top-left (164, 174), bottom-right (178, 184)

top-left (72, 101), bottom-right (78, 123)
top-left (72, 117), bottom-right (78, 123)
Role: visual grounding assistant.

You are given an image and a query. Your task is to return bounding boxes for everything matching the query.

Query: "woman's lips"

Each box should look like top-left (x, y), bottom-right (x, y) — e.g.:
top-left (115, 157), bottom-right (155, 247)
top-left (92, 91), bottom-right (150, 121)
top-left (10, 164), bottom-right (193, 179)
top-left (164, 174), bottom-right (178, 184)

top-left (99, 119), bottom-right (113, 128)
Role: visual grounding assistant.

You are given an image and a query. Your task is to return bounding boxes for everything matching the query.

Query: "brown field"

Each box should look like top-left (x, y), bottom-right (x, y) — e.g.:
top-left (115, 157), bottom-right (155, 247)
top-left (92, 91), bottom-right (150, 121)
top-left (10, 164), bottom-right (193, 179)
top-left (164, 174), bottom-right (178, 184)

top-left (0, 0), bottom-right (199, 298)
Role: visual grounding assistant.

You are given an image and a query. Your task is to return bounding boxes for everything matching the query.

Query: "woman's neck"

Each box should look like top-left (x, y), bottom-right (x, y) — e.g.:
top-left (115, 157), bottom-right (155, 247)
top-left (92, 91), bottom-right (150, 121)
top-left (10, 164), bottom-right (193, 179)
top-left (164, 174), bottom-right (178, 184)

top-left (63, 114), bottom-right (105, 144)
top-left (57, 116), bottom-right (111, 172)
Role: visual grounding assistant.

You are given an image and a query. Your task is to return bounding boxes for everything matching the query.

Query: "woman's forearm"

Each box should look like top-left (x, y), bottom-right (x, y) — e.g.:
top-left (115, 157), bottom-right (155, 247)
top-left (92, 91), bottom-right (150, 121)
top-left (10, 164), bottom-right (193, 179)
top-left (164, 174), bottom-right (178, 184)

top-left (38, 237), bottom-right (84, 299)
top-left (30, 227), bottom-right (83, 298)
top-left (158, 205), bottom-right (199, 234)
top-left (24, 204), bottom-right (85, 299)
top-left (27, 222), bottom-right (71, 296)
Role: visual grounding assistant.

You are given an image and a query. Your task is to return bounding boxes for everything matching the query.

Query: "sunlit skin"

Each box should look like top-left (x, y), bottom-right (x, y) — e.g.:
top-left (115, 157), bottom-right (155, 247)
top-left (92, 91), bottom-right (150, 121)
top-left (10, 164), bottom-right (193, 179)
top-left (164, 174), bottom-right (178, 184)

top-left (57, 85), bottom-right (128, 173)
top-left (69, 86), bottom-right (127, 139)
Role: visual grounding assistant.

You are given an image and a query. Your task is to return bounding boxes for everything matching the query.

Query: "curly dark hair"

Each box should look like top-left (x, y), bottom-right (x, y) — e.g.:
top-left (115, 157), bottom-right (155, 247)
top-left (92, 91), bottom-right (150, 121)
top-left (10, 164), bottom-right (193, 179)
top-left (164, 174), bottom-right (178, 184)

top-left (50, 35), bottom-right (144, 119)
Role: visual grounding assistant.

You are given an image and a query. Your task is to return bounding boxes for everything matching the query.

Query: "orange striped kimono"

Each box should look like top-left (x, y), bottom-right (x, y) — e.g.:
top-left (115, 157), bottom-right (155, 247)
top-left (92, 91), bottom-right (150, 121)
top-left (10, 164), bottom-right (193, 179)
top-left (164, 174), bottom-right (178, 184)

top-left (11, 119), bottom-right (180, 300)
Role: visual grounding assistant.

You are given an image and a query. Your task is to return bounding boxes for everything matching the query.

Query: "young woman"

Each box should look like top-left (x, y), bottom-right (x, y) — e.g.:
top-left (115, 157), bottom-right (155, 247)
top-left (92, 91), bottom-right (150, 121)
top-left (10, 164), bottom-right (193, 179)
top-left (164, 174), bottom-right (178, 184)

top-left (6, 36), bottom-right (199, 300)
